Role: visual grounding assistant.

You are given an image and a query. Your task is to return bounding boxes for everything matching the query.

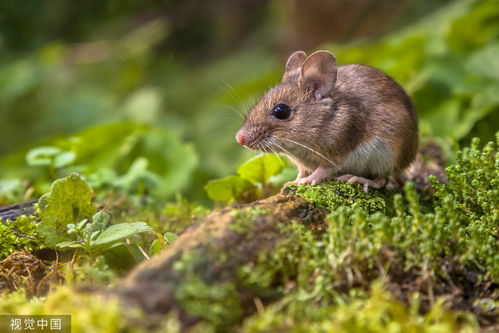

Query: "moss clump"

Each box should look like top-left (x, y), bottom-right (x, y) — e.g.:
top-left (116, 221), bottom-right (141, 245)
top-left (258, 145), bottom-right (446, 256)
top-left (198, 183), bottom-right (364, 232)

top-left (431, 136), bottom-right (499, 280)
top-left (0, 215), bottom-right (43, 260)
top-left (290, 181), bottom-right (392, 214)
top-left (240, 282), bottom-right (477, 333)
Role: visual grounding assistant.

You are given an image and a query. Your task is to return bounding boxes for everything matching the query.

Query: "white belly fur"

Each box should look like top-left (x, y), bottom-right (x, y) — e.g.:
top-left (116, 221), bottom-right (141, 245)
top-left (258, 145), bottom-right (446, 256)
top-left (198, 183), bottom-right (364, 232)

top-left (338, 137), bottom-right (393, 178)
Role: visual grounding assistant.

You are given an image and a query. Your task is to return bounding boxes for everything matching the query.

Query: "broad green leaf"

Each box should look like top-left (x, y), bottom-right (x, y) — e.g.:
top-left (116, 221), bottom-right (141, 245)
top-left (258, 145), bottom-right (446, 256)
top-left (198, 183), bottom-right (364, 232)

top-left (36, 173), bottom-right (96, 248)
top-left (93, 222), bottom-right (152, 247)
top-left (83, 211), bottom-right (111, 239)
top-left (26, 146), bottom-right (61, 166)
top-left (237, 154), bottom-right (284, 185)
top-left (204, 175), bottom-right (256, 202)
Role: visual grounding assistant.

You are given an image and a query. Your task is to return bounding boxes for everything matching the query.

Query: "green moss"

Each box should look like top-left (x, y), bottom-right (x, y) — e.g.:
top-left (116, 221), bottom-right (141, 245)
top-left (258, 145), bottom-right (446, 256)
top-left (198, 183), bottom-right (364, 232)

top-left (431, 135), bottom-right (499, 280)
top-left (161, 195), bottom-right (209, 232)
top-left (291, 181), bottom-right (392, 214)
top-left (229, 207), bottom-right (269, 234)
top-left (0, 215), bottom-right (43, 260)
top-left (170, 249), bottom-right (244, 329)
top-left (241, 282), bottom-right (477, 333)
top-left (175, 275), bottom-right (243, 327)
top-left (0, 287), bottom-right (181, 333)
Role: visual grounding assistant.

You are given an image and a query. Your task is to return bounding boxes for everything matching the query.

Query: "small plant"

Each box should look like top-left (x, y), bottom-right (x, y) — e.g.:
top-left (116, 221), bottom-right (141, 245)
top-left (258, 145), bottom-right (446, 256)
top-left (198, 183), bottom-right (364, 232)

top-left (26, 146), bottom-right (76, 179)
top-left (57, 211), bottom-right (152, 262)
top-left (34, 173), bottom-right (153, 270)
top-left (204, 154), bottom-right (291, 204)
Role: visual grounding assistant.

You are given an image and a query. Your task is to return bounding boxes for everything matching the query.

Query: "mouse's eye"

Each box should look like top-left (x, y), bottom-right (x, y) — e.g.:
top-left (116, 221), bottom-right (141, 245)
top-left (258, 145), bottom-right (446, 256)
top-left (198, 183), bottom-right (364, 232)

top-left (271, 104), bottom-right (291, 120)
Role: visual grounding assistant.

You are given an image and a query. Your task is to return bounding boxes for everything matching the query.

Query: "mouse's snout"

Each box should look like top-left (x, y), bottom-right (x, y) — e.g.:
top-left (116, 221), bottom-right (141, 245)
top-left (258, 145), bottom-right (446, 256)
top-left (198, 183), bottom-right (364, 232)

top-left (235, 129), bottom-right (247, 146)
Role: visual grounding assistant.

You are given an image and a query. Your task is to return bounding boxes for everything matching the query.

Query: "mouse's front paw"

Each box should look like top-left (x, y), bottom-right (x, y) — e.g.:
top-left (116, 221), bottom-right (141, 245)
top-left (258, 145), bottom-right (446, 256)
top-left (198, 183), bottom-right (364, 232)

top-left (284, 179), bottom-right (301, 187)
top-left (295, 167), bottom-right (332, 186)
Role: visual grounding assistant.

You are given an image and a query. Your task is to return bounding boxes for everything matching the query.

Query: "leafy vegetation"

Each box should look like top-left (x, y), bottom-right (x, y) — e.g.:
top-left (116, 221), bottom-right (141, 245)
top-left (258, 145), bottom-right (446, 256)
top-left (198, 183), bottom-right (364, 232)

top-left (0, 0), bottom-right (498, 331)
top-left (56, 212), bottom-right (152, 263)
top-left (204, 154), bottom-right (289, 203)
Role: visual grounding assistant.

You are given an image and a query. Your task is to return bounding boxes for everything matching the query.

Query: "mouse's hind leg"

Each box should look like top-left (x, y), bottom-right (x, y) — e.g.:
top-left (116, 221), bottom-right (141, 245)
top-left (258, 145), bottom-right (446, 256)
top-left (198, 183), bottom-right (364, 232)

top-left (336, 174), bottom-right (387, 193)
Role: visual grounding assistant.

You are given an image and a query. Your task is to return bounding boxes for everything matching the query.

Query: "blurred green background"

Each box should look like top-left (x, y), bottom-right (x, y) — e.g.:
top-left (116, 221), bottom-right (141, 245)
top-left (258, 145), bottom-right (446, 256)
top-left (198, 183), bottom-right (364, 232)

top-left (0, 0), bottom-right (498, 205)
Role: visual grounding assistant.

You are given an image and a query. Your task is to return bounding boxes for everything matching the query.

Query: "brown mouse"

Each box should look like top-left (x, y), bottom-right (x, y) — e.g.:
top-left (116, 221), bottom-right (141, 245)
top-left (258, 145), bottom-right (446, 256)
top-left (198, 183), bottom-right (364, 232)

top-left (235, 50), bottom-right (418, 192)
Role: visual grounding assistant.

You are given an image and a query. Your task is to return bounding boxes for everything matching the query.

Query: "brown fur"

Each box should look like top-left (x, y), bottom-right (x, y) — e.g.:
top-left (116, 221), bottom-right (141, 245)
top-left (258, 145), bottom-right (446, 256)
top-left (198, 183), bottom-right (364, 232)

top-left (237, 50), bottom-right (418, 181)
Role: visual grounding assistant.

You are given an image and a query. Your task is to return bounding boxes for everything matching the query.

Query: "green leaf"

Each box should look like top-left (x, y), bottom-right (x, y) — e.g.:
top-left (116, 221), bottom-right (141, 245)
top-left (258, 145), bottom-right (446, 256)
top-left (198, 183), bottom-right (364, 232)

top-left (36, 173), bottom-right (96, 248)
top-left (149, 239), bottom-right (165, 256)
top-left (26, 146), bottom-right (61, 166)
top-left (53, 151), bottom-right (76, 168)
top-left (25, 146), bottom-right (75, 169)
top-left (204, 175), bottom-right (256, 202)
top-left (83, 211), bottom-right (111, 239)
top-left (93, 222), bottom-right (152, 247)
top-left (164, 232), bottom-right (178, 244)
top-left (237, 154), bottom-right (284, 185)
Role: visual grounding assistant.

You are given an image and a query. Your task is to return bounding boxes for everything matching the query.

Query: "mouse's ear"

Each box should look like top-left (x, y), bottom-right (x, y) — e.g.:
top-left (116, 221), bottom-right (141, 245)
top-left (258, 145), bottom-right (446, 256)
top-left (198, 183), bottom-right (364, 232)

top-left (283, 51), bottom-right (307, 82)
top-left (300, 50), bottom-right (338, 100)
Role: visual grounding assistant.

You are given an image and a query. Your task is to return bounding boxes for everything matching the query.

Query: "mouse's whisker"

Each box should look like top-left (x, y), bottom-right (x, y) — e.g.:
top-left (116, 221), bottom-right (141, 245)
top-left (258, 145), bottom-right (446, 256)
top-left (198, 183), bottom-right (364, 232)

top-left (218, 81), bottom-right (251, 114)
top-left (221, 104), bottom-right (245, 120)
top-left (280, 137), bottom-right (337, 169)
top-left (264, 140), bottom-right (284, 165)
top-left (271, 139), bottom-right (297, 164)
top-left (267, 137), bottom-right (285, 158)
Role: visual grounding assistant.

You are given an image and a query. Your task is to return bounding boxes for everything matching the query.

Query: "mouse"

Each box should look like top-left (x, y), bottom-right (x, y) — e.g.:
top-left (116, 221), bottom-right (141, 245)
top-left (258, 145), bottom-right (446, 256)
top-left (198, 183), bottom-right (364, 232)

top-left (235, 50), bottom-right (418, 193)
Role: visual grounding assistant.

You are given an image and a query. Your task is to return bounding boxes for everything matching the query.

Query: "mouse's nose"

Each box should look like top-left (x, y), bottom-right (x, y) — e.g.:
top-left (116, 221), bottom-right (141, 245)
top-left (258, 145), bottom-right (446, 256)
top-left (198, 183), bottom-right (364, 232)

top-left (235, 130), bottom-right (247, 146)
